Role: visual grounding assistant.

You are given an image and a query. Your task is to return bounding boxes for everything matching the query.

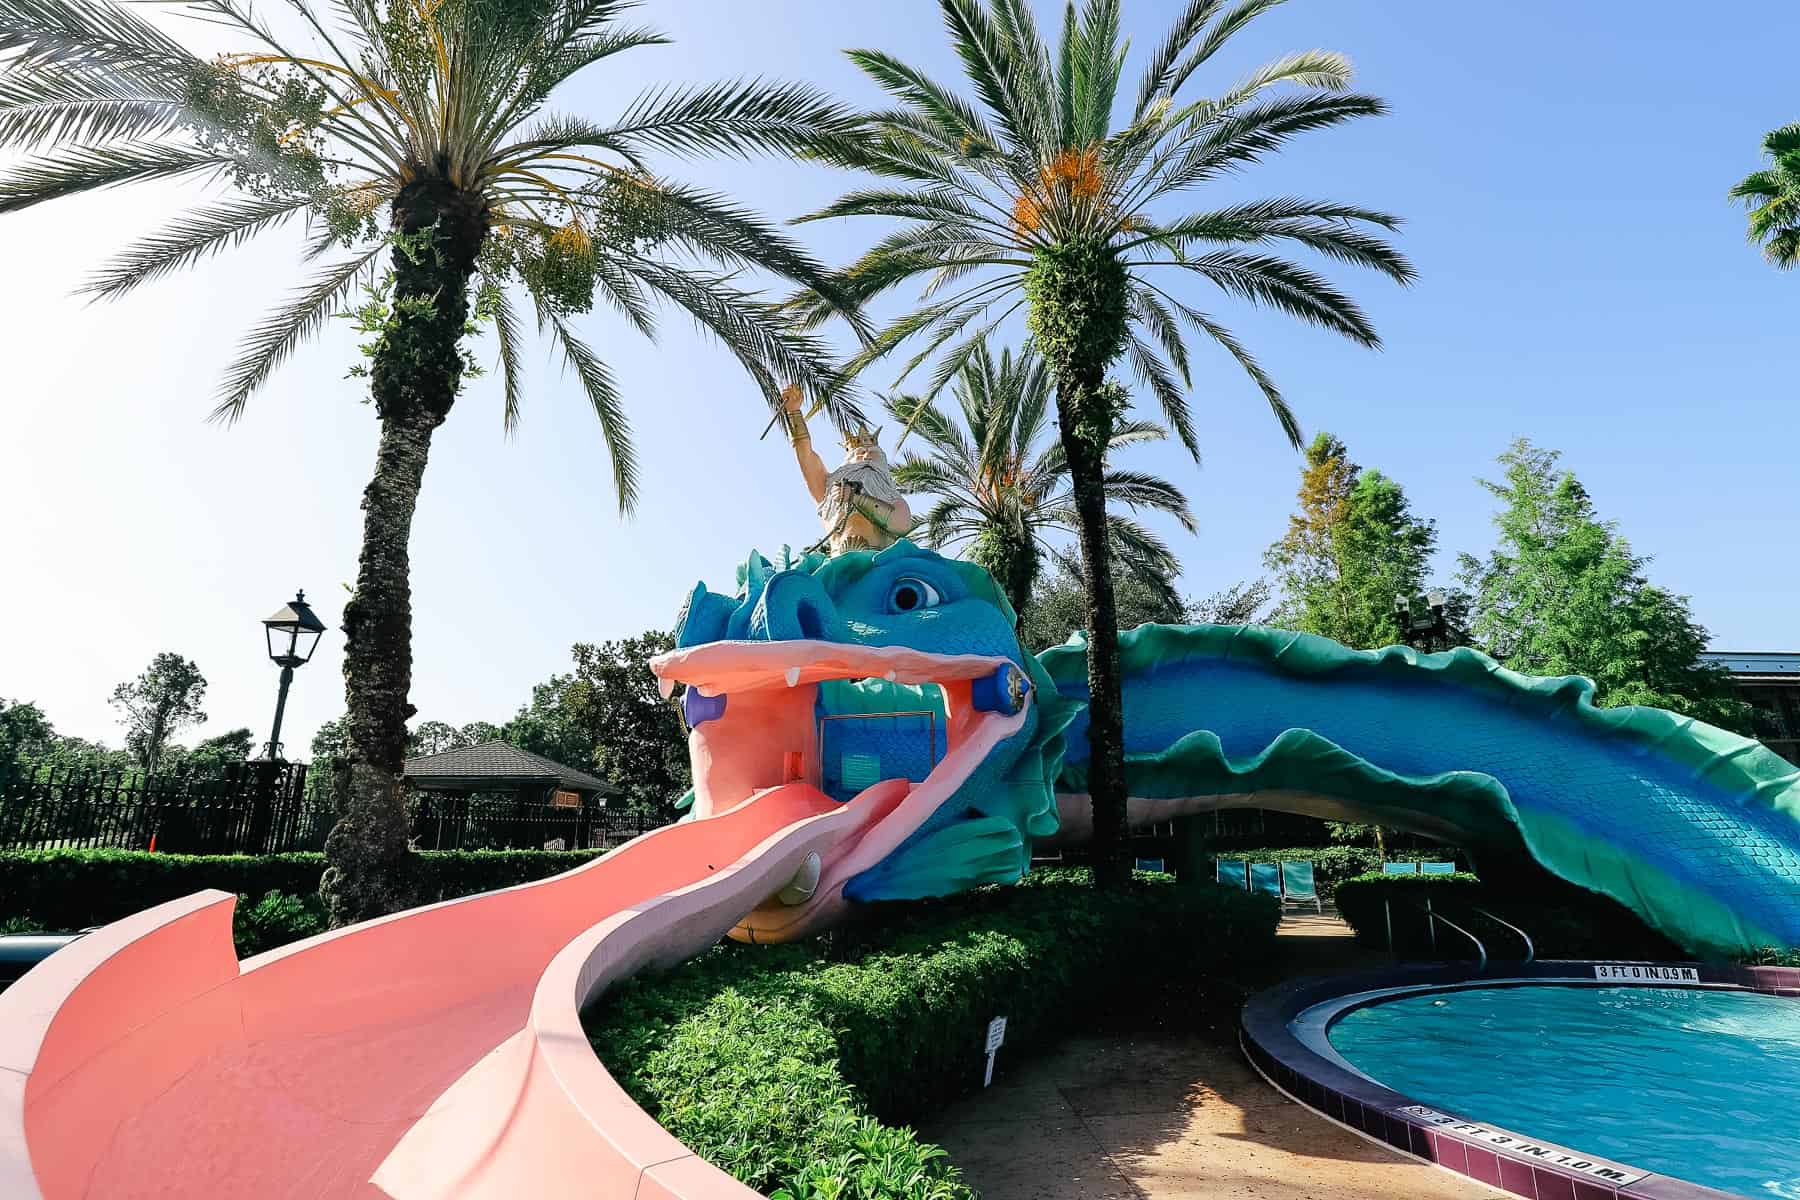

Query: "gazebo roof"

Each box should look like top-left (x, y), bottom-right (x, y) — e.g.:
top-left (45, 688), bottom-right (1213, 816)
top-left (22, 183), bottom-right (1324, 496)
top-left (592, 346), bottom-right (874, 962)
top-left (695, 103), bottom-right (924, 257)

top-left (402, 740), bottom-right (614, 795)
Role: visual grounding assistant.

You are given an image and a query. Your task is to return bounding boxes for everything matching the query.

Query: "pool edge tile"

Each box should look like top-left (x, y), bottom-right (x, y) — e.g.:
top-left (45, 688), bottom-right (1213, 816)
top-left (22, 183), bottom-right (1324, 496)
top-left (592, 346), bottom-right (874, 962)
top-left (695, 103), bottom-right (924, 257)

top-left (1498, 1156), bottom-right (1535, 1197)
top-left (1466, 1146), bottom-right (1502, 1188)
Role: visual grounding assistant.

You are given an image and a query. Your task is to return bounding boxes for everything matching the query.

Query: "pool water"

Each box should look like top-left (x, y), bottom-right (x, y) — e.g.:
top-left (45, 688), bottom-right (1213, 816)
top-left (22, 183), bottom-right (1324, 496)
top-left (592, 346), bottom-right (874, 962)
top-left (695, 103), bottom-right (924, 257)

top-left (1328, 985), bottom-right (1800, 1198)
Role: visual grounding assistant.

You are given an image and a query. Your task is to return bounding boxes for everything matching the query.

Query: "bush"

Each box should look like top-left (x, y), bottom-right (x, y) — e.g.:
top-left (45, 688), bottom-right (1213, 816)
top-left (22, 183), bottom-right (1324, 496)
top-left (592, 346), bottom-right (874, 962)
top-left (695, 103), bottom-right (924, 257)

top-left (0, 847), bottom-right (607, 932)
top-left (1333, 872), bottom-right (1683, 960)
top-left (1743, 946), bottom-right (1800, 967)
top-left (1212, 846), bottom-right (1458, 896)
top-left (586, 869), bottom-right (1279, 1199)
top-left (233, 890), bottom-right (329, 957)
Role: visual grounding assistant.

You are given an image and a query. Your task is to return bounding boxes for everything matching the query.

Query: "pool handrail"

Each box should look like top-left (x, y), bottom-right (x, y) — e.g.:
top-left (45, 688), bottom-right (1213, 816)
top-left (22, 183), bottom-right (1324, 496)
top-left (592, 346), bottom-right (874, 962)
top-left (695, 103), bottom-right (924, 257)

top-left (1469, 904), bottom-right (1535, 964)
top-left (1387, 895), bottom-right (1487, 972)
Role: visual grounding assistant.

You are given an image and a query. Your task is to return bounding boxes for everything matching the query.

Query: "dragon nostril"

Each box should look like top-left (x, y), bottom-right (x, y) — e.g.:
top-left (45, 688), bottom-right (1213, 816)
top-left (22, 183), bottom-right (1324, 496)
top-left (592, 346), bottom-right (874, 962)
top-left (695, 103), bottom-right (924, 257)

top-left (971, 664), bottom-right (1030, 715)
top-left (683, 687), bottom-right (727, 727)
top-left (796, 601), bottom-right (826, 641)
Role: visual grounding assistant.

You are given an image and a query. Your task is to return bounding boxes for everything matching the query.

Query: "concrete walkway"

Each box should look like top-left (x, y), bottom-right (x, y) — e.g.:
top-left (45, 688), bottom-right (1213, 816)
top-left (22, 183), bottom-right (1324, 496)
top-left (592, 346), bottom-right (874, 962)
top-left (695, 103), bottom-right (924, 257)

top-left (922, 913), bottom-right (1495, 1200)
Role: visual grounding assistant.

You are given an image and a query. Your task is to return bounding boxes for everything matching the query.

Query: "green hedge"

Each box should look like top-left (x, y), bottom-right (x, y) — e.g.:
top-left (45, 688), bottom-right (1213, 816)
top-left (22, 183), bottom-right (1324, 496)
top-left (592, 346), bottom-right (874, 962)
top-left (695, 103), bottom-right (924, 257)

top-left (0, 847), bottom-right (607, 931)
top-left (586, 869), bottom-right (1279, 1199)
top-left (1213, 846), bottom-right (1457, 896)
top-left (1333, 872), bottom-right (1684, 960)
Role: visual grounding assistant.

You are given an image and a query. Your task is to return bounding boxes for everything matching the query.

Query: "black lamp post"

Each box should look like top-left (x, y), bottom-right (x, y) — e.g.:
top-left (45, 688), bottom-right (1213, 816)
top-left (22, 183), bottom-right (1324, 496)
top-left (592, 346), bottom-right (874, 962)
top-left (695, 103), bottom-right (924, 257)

top-left (1393, 589), bottom-right (1450, 653)
top-left (260, 590), bottom-right (328, 763)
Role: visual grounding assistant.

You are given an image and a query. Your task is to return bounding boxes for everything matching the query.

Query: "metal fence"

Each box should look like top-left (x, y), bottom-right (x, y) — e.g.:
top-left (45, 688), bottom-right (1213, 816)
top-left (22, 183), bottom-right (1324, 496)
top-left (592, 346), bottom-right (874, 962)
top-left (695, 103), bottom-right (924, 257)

top-left (0, 759), bottom-right (672, 855)
top-left (411, 793), bottom-right (668, 851)
top-left (0, 759), bottom-right (326, 854)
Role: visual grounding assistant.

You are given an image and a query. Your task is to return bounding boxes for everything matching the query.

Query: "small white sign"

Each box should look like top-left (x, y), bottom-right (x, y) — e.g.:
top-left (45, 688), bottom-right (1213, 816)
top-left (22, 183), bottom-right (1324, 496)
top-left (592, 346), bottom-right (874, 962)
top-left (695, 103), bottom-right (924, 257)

top-left (1400, 1107), bottom-right (1645, 1185)
top-left (1592, 963), bottom-right (1699, 983)
top-left (982, 1016), bottom-right (1007, 1087)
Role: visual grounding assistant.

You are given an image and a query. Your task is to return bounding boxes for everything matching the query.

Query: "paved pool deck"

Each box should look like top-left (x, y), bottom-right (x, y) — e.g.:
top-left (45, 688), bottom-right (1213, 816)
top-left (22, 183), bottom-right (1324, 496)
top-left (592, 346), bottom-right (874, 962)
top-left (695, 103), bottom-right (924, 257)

top-left (921, 912), bottom-right (1499, 1200)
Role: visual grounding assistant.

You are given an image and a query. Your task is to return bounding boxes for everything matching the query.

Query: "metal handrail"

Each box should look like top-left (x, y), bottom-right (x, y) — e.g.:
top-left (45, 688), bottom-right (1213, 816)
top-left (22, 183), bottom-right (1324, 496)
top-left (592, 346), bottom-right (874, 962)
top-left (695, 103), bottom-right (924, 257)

top-left (1470, 905), bottom-right (1535, 964)
top-left (1386, 897), bottom-right (1488, 972)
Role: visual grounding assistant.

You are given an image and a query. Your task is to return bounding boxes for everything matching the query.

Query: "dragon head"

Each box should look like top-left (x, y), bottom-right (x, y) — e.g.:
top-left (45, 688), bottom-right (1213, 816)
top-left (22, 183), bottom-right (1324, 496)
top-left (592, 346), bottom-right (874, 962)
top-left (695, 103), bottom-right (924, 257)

top-left (652, 540), bottom-right (1081, 940)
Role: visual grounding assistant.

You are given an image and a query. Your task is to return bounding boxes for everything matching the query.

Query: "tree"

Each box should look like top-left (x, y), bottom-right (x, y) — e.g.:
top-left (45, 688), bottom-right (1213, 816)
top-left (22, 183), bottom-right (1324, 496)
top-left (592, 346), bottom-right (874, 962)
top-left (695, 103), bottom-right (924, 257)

top-left (1018, 554), bottom-right (1185, 654)
top-left (1186, 578), bottom-right (1273, 626)
top-left (0, 0), bottom-right (865, 923)
top-left (801, 0), bottom-right (1410, 885)
top-left (503, 634), bottom-right (689, 816)
top-left (1730, 123), bottom-right (1800, 269)
top-left (307, 717), bottom-right (346, 808)
top-left (1264, 432), bottom-right (1447, 649)
top-left (406, 719), bottom-right (504, 756)
top-left (109, 652), bottom-right (208, 774)
top-left (161, 727), bottom-right (256, 773)
top-left (1457, 440), bottom-right (1749, 731)
top-left (0, 699), bottom-right (56, 767)
top-left (891, 339), bottom-right (1194, 617)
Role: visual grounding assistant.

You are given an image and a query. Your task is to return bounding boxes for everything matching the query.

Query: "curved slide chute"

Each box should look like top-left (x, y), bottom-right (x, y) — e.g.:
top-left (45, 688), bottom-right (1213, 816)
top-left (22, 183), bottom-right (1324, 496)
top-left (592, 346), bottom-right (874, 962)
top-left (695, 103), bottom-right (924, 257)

top-left (0, 779), bottom-right (907, 1200)
top-left (1043, 624), bottom-right (1800, 957)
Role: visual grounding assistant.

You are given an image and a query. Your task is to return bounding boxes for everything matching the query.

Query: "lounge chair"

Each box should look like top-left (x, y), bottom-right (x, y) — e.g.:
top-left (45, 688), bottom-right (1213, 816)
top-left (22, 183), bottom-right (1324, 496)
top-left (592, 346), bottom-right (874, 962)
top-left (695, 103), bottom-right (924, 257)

top-left (1383, 861), bottom-right (1421, 875)
top-left (1216, 859), bottom-right (1248, 889)
top-left (1250, 861), bottom-right (1283, 898)
top-left (1421, 861), bottom-right (1458, 876)
top-left (1280, 861), bottom-right (1323, 913)
top-left (1135, 857), bottom-right (1166, 873)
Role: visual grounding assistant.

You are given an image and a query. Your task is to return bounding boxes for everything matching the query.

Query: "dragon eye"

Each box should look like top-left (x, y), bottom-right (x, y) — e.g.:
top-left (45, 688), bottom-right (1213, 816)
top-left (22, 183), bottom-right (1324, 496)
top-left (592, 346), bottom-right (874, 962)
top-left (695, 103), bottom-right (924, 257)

top-left (888, 577), bottom-right (942, 613)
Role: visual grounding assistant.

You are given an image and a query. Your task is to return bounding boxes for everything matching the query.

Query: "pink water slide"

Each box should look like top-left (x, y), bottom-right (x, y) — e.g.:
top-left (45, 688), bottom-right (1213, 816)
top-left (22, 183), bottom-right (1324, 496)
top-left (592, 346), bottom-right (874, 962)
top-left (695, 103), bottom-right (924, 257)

top-left (0, 779), bottom-right (908, 1199)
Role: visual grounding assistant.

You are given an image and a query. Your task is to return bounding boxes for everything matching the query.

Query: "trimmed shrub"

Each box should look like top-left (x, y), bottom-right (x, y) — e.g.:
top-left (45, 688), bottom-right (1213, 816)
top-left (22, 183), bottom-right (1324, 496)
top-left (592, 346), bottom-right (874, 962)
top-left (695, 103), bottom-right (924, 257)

top-left (587, 869), bottom-right (1279, 1199)
top-left (1213, 846), bottom-right (1458, 896)
top-left (1334, 871), bottom-right (1683, 960)
top-left (0, 847), bottom-right (607, 931)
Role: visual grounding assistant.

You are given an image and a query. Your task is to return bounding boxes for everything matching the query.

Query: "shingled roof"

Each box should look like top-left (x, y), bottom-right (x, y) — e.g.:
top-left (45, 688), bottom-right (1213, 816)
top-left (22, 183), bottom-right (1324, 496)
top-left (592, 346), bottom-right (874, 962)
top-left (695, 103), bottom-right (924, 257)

top-left (402, 740), bottom-right (614, 795)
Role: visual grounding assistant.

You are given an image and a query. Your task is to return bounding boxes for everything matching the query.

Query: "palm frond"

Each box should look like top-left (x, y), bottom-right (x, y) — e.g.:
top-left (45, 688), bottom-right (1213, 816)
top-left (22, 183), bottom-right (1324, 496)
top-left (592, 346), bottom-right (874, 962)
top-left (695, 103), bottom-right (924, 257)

top-left (1168, 249), bottom-right (1380, 346)
top-left (212, 246), bottom-right (381, 422)
top-left (542, 310), bottom-right (636, 509)
top-left (483, 279), bottom-right (525, 434)
top-left (0, 67), bottom-right (186, 147)
top-left (0, 142), bottom-right (231, 213)
top-left (81, 197), bottom-right (311, 299)
top-left (600, 78), bottom-right (856, 159)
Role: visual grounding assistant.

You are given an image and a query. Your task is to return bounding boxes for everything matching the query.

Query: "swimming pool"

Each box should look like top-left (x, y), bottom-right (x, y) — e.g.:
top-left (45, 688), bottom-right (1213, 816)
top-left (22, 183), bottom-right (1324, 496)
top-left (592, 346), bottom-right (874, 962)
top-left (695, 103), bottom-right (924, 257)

top-left (1329, 984), bottom-right (1800, 1198)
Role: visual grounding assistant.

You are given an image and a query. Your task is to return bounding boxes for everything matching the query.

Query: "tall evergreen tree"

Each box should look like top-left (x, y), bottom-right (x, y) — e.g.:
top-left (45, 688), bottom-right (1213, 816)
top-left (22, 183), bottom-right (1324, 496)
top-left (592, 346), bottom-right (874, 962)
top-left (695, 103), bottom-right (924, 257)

top-left (1264, 432), bottom-right (1447, 649)
top-left (1457, 440), bottom-right (1748, 731)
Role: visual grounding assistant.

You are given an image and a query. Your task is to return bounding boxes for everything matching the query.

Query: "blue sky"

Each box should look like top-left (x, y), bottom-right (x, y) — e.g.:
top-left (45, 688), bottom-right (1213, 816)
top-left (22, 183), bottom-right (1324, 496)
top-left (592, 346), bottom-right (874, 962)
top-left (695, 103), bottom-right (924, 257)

top-left (1, 1), bottom-right (1795, 754)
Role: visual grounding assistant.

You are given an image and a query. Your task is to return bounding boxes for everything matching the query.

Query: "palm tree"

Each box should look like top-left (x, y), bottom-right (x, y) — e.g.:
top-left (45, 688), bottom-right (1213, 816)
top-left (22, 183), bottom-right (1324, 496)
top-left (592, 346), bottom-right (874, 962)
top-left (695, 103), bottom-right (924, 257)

top-left (797, 0), bottom-right (1412, 884)
top-left (888, 339), bottom-right (1195, 618)
top-left (1730, 123), bottom-right (1800, 269)
top-left (0, 0), bottom-right (863, 922)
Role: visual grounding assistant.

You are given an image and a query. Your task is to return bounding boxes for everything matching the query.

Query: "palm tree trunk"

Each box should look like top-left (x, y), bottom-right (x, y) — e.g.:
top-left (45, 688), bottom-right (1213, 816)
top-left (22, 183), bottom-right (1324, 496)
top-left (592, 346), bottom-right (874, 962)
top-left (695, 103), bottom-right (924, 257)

top-left (320, 176), bottom-right (488, 926)
top-left (1027, 240), bottom-right (1133, 889)
top-left (1055, 388), bottom-right (1131, 890)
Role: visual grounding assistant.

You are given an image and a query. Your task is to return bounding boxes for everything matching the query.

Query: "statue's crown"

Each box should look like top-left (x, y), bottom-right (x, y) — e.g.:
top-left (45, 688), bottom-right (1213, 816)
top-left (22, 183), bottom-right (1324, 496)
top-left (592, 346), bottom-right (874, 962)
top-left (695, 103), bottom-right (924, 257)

top-left (843, 424), bottom-right (882, 450)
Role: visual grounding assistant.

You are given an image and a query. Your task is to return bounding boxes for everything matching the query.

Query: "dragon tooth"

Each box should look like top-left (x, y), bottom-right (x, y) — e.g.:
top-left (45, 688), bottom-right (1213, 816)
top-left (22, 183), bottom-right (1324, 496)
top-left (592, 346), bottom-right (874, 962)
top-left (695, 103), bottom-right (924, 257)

top-left (884, 670), bottom-right (897, 682)
top-left (784, 666), bottom-right (802, 688)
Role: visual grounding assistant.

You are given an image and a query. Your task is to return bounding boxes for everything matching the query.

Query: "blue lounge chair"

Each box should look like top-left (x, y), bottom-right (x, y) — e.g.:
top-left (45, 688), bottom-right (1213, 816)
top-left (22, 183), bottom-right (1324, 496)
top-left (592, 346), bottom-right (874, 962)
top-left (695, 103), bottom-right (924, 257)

top-left (1421, 861), bottom-right (1457, 876)
top-left (1135, 857), bottom-right (1166, 873)
top-left (1216, 859), bottom-right (1248, 889)
top-left (1280, 861), bottom-right (1323, 913)
top-left (1383, 861), bottom-right (1421, 875)
top-left (1250, 862), bottom-right (1283, 898)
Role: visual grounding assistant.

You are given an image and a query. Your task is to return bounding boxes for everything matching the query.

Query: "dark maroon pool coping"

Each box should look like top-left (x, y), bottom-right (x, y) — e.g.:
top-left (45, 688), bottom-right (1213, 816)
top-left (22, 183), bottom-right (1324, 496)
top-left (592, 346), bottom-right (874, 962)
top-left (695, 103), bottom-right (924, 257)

top-left (1239, 961), bottom-right (1800, 1200)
